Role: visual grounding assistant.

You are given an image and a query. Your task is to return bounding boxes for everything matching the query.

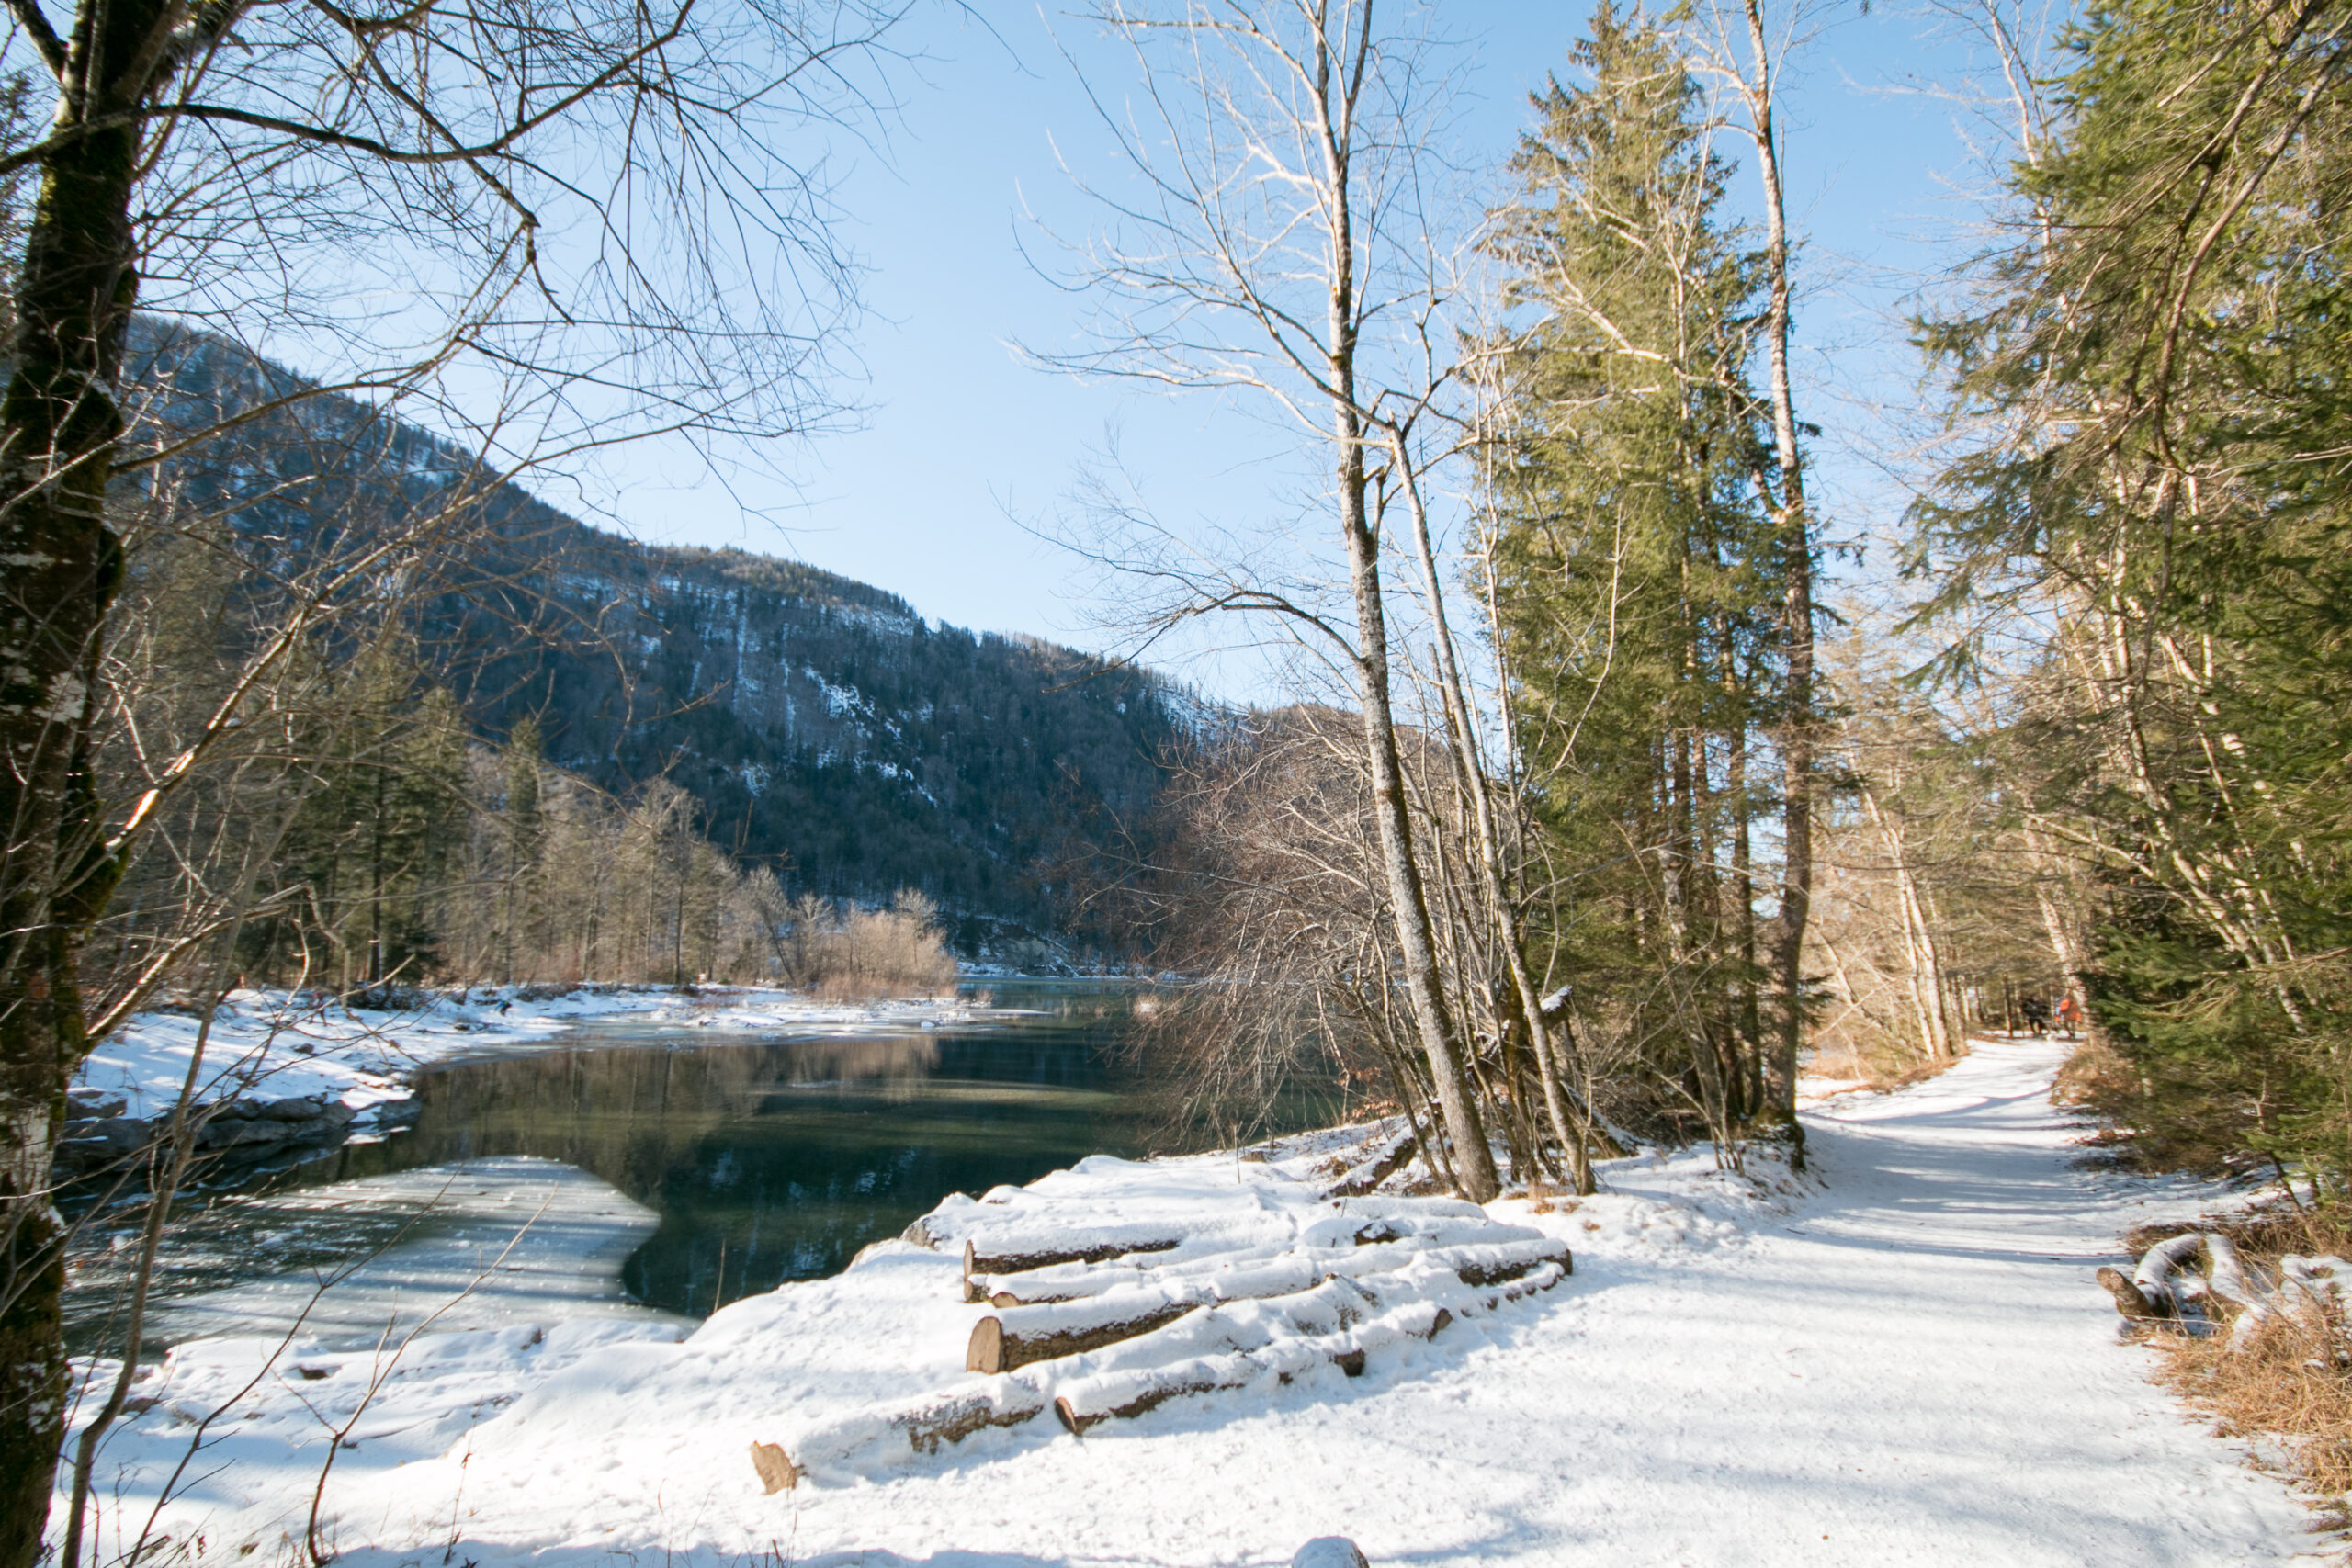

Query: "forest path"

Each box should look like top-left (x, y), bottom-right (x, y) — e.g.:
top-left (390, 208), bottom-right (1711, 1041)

top-left (1623, 1035), bottom-right (2322, 1564)
top-left (1136, 1034), bottom-right (2323, 1567)
top-left (299, 1038), bottom-right (2323, 1567)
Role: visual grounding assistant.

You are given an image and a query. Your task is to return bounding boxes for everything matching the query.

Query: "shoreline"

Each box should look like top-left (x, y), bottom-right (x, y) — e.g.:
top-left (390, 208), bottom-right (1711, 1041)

top-left (54, 1042), bottom-right (2301, 1567)
top-left (61, 979), bottom-right (1023, 1188)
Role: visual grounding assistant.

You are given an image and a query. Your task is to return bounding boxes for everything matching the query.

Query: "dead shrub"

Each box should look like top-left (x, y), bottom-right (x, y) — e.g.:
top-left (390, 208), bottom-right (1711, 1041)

top-left (2154, 1307), bottom-right (2352, 1506)
top-left (786, 890), bottom-right (958, 998)
top-left (1805, 1043), bottom-right (1961, 1096)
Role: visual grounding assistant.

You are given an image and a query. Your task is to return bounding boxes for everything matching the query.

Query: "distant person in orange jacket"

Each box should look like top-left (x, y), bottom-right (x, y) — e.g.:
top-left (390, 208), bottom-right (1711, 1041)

top-left (2056, 994), bottom-right (2083, 1038)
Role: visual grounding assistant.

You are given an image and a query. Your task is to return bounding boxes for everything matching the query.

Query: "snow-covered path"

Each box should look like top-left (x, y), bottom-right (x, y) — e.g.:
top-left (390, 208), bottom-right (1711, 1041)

top-left (91, 1037), bottom-right (2320, 1567)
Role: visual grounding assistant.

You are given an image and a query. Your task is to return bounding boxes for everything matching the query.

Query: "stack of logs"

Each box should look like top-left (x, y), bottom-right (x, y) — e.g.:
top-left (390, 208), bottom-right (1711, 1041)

top-left (751, 1196), bottom-right (1571, 1493)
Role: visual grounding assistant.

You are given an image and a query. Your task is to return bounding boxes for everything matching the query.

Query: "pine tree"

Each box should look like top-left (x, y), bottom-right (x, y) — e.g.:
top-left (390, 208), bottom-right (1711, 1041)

top-left (1486, 2), bottom-right (1782, 1142)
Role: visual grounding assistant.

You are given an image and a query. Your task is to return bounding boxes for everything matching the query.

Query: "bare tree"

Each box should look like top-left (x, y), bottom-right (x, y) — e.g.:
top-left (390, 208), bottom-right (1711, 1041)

top-left (1033, 0), bottom-right (1499, 1199)
top-left (0, 0), bottom-right (905, 1551)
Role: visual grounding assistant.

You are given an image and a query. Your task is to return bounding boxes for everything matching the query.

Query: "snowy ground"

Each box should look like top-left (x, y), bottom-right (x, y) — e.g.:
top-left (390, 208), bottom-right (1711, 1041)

top-left (56, 1037), bottom-right (2324, 1567)
top-left (76, 984), bottom-right (984, 1124)
top-left (133, 1158), bottom-right (693, 1351)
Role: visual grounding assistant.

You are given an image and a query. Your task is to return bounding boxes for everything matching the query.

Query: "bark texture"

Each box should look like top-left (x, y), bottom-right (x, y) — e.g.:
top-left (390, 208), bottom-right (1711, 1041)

top-left (1737, 0), bottom-right (1816, 1127)
top-left (0, 0), bottom-right (157, 1549)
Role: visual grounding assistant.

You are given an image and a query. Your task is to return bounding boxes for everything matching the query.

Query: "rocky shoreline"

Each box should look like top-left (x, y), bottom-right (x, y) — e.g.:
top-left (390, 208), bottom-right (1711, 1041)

top-left (54, 1087), bottom-right (374, 1187)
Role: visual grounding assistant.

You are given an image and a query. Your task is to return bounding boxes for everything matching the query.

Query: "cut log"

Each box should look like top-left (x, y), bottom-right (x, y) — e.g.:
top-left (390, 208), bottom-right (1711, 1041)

top-left (2101, 1231), bottom-right (2296, 1345)
top-left (960, 1235), bottom-right (1182, 1302)
top-left (1458, 1246), bottom-right (1572, 1287)
top-left (2202, 1232), bottom-right (2263, 1312)
top-left (2132, 1231), bottom-right (2205, 1317)
top-left (2097, 1265), bottom-right (2162, 1321)
top-left (757, 1382), bottom-right (1049, 1487)
top-left (1049, 1300), bottom-right (1453, 1434)
top-left (1052, 1369), bottom-right (1246, 1434)
top-left (966, 1300), bottom-right (1201, 1373)
top-left (1324, 1130), bottom-right (1422, 1199)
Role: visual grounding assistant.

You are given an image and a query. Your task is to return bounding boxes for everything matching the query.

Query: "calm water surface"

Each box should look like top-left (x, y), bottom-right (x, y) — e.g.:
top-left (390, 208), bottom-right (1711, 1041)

top-left (67, 981), bottom-right (1197, 1348)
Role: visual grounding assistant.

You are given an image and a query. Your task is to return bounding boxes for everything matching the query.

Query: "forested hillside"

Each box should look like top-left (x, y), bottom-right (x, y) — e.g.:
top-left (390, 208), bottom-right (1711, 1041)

top-left (139, 328), bottom-right (1190, 953)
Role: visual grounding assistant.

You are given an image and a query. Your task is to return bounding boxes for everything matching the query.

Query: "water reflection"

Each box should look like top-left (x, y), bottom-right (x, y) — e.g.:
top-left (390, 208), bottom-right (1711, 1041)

top-left (303, 986), bottom-right (1158, 1316)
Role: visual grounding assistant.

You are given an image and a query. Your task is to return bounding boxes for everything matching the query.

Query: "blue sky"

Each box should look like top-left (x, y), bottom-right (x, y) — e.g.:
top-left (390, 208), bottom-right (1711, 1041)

top-left (574, 0), bottom-right (2058, 696)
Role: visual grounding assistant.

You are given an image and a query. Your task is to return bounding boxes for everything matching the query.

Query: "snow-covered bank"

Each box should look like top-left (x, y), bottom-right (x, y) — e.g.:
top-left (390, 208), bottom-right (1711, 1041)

top-left (53, 1037), bottom-right (2323, 1566)
top-left (71, 984), bottom-right (986, 1138)
top-left (136, 1157), bottom-right (689, 1350)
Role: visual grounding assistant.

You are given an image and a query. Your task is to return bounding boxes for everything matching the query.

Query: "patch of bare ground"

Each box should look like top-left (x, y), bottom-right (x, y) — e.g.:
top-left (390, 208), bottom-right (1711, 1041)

top-left (2129, 1206), bottom-right (2352, 1536)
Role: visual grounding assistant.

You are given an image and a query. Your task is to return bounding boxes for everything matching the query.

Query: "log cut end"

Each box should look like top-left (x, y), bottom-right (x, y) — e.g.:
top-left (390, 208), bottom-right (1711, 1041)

top-left (962, 1240), bottom-right (982, 1303)
top-left (967, 1314), bottom-right (1006, 1374)
top-left (2097, 1264), bottom-right (2161, 1321)
top-left (749, 1440), bottom-right (799, 1495)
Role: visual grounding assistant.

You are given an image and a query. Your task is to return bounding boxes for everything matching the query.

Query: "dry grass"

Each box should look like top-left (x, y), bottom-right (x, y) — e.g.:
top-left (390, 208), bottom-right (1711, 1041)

top-left (2053, 1034), bottom-right (2138, 1108)
top-left (1805, 1042), bottom-right (1964, 1095)
top-left (2157, 1314), bottom-right (2352, 1506)
top-left (2133, 1206), bottom-right (2352, 1525)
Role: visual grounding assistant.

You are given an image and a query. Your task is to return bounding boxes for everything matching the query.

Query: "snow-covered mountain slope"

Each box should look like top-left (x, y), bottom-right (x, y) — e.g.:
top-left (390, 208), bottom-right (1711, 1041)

top-left (137, 327), bottom-right (1194, 941)
top-left (58, 1039), bottom-right (2318, 1566)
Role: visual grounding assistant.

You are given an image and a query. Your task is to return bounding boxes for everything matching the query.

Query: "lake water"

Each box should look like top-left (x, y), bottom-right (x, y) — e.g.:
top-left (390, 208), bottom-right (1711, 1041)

top-left (65, 981), bottom-right (1217, 1353)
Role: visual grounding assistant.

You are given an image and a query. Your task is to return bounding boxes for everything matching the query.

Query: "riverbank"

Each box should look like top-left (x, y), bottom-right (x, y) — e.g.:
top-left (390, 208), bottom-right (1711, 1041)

top-left (51, 1038), bottom-right (2319, 1566)
top-left (62, 983), bottom-right (989, 1184)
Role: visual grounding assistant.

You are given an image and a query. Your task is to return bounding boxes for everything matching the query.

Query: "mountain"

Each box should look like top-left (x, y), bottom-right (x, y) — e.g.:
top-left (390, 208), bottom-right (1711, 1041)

top-left (135, 327), bottom-right (1192, 952)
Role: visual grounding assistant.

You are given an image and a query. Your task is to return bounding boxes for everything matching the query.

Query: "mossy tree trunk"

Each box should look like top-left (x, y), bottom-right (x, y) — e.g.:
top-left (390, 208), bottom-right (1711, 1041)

top-left (0, 1), bottom-right (187, 1555)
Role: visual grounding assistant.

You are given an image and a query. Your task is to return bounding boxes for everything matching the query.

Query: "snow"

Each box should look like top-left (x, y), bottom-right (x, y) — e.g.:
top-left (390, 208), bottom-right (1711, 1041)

top-left (55, 1037), bottom-right (2324, 1566)
top-left (76, 985), bottom-right (981, 1125)
top-left (139, 1157), bottom-right (690, 1351)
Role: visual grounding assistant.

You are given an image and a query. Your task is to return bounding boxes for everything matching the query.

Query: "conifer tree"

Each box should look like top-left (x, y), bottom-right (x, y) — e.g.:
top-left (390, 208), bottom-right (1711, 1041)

top-left (1914, 0), bottom-right (2352, 1181)
top-left (1486, 3), bottom-right (1782, 1141)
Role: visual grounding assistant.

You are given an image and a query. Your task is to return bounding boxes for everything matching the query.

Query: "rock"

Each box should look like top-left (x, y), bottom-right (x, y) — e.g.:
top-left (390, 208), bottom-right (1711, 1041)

top-left (255, 1095), bottom-right (353, 1124)
top-left (1293, 1540), bottom-right (1370, 1568)
top-left (67, 1090), bottom-right (127, 1120)
top-left (93, 1117), bottom-right (153, 1155)
top-left (197, 1113), bottom-right (300, 1148)
top-left (369, 1099), bottom-right (423, 1130)
top-left (51, 1115), bottom-right (153, 1175)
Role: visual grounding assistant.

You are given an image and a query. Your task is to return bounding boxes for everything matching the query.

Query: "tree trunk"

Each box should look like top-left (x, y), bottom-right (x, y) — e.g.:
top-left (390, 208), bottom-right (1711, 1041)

top-left (1738, 0), bottom-right (1816, 1126)
top-left (1319, 108), bottom-right (1496, 1199)
top-left (1340, 494), bottom-right (1496, 1201)
top-left (0, 12), bottom-right (158, 1556)
top-left (1396, 446), bottom-right (1595, 1190)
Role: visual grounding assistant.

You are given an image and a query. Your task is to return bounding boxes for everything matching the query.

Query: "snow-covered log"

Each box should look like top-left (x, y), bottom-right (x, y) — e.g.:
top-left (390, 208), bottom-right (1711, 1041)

top-left (966, 1297), bottom-right (1204, 1373)
top-left (1293, 1540), bottom-right (1371, 1568)
top-left (1323, 1127), bottom-right (1420, 1198)
top-left (752, 1380), bottom-right (1053, 1489)
top-left (960, 1235), bottom-right (1182, 1302)
top-left (971, 1220), bottom-right (1566, 1308)
top-left (1049, 1297), bottom-right (1456, 1434)
top-left (2098, 1232), bottom-right (2352, 1349)
top-left (965, 1235), bottom-right (1573, 1374)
